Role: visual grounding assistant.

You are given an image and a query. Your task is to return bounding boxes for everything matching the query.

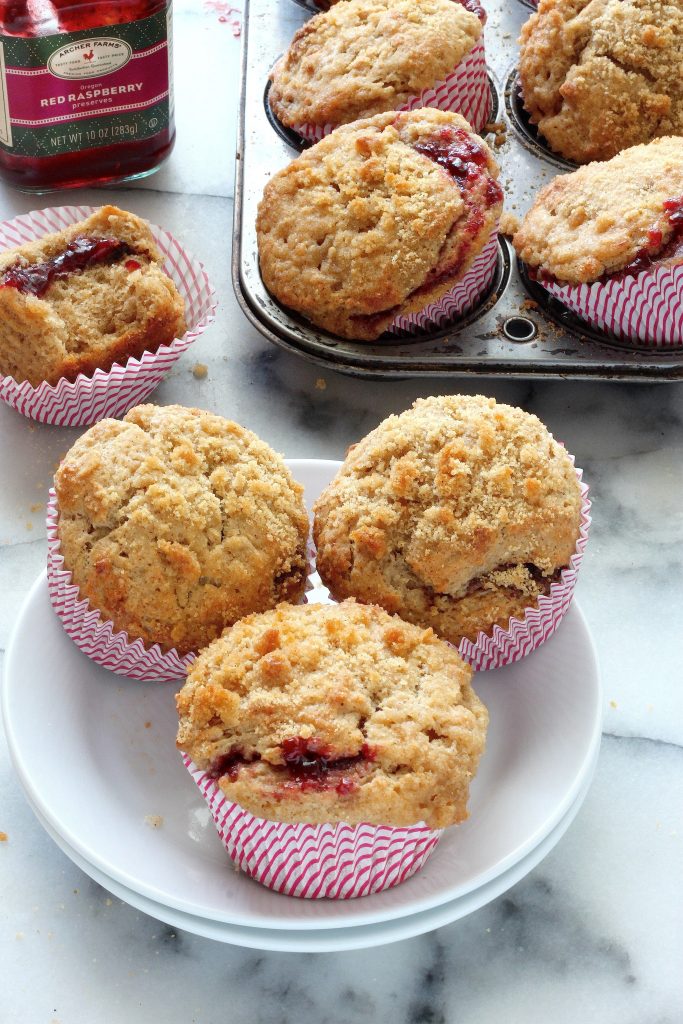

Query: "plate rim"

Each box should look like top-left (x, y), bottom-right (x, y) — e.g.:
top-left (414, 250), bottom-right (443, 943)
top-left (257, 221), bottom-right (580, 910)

top-left (2, 458), bottom-right (602, 931)
top-left (22, 746), bottom-right (598, 952)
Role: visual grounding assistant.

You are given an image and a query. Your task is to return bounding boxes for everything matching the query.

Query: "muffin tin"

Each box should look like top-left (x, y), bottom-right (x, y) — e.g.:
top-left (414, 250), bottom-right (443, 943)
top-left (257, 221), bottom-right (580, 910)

top-left (232, 0), bottom-right (683, 380)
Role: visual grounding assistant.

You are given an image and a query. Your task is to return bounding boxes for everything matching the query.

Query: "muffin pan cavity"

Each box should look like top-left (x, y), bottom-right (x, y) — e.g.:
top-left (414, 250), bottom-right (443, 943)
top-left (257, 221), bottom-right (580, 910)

top-left (504, 68), bottom-right (578, 172)
top-left (233, 0), bottom-right (683, 380)
top-left (516, 261), bottom-right (671, 355)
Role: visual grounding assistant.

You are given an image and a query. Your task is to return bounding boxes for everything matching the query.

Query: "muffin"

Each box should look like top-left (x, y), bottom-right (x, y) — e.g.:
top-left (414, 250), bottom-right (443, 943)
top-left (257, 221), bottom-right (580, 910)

top-left (313, 395), bottom-right (583, 648)
top-left (513, 137), bottom-right (683, 343)
top-left (257, 108), bottom-right (503, 340)
top-left (0, 205), bottom-right (186, 387)
top-left (518, 0), bottom-right (683, 164)
top-left (269, 0), bottom-right (487, 138)
top-left (53, 404), bottom-right (309, 657)
top-left (176, 599), bottom-right (488, 829)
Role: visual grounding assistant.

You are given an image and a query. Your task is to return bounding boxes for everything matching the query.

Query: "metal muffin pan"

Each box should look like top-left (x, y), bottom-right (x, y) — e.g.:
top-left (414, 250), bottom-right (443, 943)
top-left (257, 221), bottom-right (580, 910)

top-left (232, 0), bottom-right (683, 380)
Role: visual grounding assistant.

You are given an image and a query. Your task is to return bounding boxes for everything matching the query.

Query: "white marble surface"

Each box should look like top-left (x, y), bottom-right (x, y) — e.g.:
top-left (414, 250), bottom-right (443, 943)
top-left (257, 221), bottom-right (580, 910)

top-left (1, 2), bottom-right (683, 1020)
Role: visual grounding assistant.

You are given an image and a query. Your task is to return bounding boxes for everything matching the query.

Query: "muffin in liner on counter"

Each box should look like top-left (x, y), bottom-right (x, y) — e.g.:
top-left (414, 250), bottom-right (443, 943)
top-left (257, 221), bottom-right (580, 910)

top-left (0, 206), bottom-right (215, 426)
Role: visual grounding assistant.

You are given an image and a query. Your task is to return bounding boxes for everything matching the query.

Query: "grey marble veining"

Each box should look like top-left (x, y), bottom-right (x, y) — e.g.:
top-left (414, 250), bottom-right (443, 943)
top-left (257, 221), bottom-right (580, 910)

top-left (1, 2), bottom-right (682, 1020)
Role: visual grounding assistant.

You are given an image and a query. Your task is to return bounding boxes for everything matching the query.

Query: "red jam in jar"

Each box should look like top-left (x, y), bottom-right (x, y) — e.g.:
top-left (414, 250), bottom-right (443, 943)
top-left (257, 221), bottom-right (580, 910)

top-left (0, 0), bottom-right (175, 192)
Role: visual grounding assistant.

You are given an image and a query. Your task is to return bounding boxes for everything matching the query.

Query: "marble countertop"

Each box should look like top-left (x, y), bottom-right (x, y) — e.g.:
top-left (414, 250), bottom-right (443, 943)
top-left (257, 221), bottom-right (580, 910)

top-left (1, 2), bottom-right (682, 1021)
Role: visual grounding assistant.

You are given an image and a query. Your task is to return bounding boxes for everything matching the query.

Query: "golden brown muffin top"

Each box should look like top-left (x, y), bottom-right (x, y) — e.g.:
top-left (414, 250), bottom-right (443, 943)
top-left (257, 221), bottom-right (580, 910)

top-left (257, 108), bottom-right (502, 341)
top-left (0, 205), bottom-right (186, 387)
top-left (519, 0), bottom-right (683, 164)
top-left (176, 599), bottom-right (488, 829)
top-left (55, 404), bottom-right (309, 655)
top-left (313, 396), bottom-right (582, 645)
top-left (269, 0), bottom-right (483, 130)
top-left (513, 136), bottom-right (683, 282)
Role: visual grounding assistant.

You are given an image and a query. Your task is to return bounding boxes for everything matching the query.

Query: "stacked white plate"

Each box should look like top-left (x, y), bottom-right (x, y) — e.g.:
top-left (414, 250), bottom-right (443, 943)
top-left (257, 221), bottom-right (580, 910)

top-left (2, 460), bottom-right (601, 952)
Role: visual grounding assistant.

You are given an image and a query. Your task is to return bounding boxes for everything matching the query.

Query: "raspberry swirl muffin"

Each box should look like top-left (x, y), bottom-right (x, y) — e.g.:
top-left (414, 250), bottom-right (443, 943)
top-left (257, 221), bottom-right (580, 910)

top-left (53, 404), bottom-right (309, 657)
top-left (519, 0), bottom-right (683, 164)
top-left (313, 396), bottom-right (583, 648)
top-left (0, 205), bottom-right (185, 387)
top-left (176, 599), bottom-right (488, 829)
top-left (270, 0), bottom-right (486, 136)
top-left (257, 108), bottom-right (503, 340)
top-left (513, 137), bottom-right (683, 343)
top-left (513, 136), bottom-right (683, 283)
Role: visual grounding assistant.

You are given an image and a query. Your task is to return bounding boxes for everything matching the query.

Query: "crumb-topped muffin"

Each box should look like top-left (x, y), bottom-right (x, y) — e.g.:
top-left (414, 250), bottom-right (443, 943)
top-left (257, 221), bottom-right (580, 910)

top-left (176, 599), bottom-right (488, 829)
top-left (257, 108), bottom-right (502, 340)
top-left (519, 0), bottom-right (683, 164)
top-left (54, 404), bottom-right (309, 656)
top-left (0, 205), bottom-right (186, 387)
top-left (513, 136), bottom-right (683, 282)
top-left (313, 396), bottom-right (582, 646)
top-left (269, 0), bottom-right (484, 132)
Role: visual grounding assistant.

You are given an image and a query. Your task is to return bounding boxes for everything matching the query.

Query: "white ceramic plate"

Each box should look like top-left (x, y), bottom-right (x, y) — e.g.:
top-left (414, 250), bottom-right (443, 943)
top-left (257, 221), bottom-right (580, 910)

top-left (23, 746), bottom-right (598, 951)
top-left (2, 459), bottom-right (601, 932)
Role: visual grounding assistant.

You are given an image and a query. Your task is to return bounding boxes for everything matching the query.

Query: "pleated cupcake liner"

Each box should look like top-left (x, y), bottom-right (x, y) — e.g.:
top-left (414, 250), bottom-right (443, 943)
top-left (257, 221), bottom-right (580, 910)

top-left (0, 205), bottom-right (217, 427)
top-left (390, 232), bottom-right (499, 333)
top-left (458, 461), bottom-right (591, 671)
top-left (184, 756), bottom-right (442, 899)
top-left (288, 36), bottom-right (490, 141)
top-left (46, 491), bottom-right (316, 683)
top-left (539, 263), bottom-right (683, 348)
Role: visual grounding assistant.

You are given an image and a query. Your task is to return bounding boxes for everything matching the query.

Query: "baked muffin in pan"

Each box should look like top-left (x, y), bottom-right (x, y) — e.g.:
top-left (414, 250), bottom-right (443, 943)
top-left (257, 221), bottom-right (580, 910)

top-left (518, 0), bottom-right (683, 164)
top-left (257, 108), bottom-right (503, 340)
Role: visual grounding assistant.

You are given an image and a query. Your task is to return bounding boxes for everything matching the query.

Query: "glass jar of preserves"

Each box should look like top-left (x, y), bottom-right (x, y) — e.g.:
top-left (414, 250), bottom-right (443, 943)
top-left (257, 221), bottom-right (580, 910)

top-left (0, 0), bottom-right (175, 191)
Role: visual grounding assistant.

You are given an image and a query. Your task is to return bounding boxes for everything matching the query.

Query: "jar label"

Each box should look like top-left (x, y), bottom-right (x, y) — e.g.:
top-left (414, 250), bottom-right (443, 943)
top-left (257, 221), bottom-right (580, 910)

top-left (0, 7), bottom-right (172, 156)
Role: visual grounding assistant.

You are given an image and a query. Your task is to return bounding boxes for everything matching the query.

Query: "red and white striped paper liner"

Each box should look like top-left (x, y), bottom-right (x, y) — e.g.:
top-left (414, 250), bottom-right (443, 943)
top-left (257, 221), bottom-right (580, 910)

top-left (390, 232), bottom-right (499, 333)
top-left (539, 264), bottom-right (683, 348)
top-left (0, 205), bottom-right (217, 426)
top-left (184, 756), bottom-right (441, 899)
top-left (458, 462), bottom-right (591, 672)
top-left (289, 37), bottom-right (490, 141)
top-left (46, 489), bottom-right (194, 682)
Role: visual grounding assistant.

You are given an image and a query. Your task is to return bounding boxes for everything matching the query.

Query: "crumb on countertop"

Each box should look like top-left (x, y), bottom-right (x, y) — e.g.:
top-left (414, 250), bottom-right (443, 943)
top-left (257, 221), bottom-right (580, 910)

top-left (315, 378), bottom-right (327, 391)
top-left (144, 815), bottom-right (164, 829)
top-left (144, 721), bottom-right (152, 729)
top-left (192, 363), bottom-right (208, 380)
top-left (610, 700), bottom-right (618, 709)
top-left (0, 831), bottom-right (8, 842)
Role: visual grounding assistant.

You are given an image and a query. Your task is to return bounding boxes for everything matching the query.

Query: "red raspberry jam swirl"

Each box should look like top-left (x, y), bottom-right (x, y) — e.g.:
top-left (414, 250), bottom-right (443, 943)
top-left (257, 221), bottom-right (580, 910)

top-left (0, 236), bottom-right (137, 299)
top-left (209, 737), bottom-right (376, 797)
top-left (531, 196), bottom-right (683, 286)
top-left (411, 126), bottom-right (502, 290)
